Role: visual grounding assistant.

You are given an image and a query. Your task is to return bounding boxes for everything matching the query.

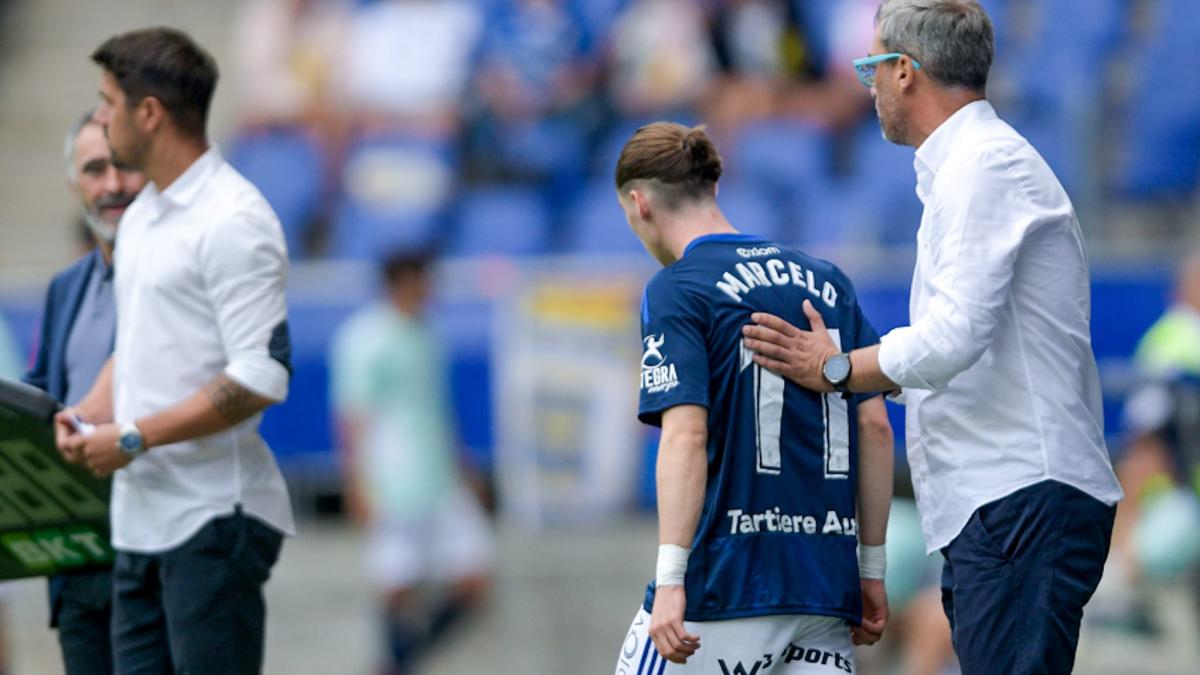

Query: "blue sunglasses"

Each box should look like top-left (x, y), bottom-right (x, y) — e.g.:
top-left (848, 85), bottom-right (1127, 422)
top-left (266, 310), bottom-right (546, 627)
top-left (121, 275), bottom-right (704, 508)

top-left (852, 53), bottom-right (922, 88)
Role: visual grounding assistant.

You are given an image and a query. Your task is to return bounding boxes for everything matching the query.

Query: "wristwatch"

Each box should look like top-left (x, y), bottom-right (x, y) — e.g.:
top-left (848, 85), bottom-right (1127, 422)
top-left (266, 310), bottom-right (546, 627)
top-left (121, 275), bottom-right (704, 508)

top-left (118, 422), bottom-right (145, 457)
top-left (822, 353), bottom-right (853, 396)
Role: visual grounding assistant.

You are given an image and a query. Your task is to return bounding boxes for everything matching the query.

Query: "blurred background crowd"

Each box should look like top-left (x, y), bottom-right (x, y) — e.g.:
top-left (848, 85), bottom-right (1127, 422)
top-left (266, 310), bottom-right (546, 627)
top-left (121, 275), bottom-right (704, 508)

top-left (0, 0), bottom-right (1197, 673)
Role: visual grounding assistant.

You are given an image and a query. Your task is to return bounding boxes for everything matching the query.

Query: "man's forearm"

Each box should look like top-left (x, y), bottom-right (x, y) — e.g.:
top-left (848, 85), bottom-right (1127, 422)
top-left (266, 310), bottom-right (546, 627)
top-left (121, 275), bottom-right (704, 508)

top-left (136, 373), bottom-right (276, 450)
top-left (855, 397), bottom-right (893, 547)
top-left (657, 406), bottom-right (709, 548)
top-left (849, 345), bottom-right (900, 395)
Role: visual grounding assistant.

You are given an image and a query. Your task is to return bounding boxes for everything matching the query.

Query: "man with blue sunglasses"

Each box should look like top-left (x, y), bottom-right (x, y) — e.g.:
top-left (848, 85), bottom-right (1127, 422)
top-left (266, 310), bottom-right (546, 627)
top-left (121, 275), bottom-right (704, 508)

top-left (742, 2), bottom-right (1122, 673)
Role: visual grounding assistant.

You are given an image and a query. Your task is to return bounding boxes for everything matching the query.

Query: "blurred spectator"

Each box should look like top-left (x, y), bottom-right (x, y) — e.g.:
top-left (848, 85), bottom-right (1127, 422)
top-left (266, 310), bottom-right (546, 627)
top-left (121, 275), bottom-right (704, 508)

top-left (330, 249), bottom-right (493, 674)
top-left (1131, 253), bottom-right (1200, 378)
top-left (227, 1), bottom-right (351, 258)
top-left (704, 0), bottom-right (872, 133)
top-left (607, 0), bottom-right (717, 118)
top-left (339, 0), bottom-right (483, 137)
top-left (463, 0), bottom-right (603, 184)
top-left (1110, 253), bottom-right (1200, 611)
top-left (229, 0), bottom-right (349, 132)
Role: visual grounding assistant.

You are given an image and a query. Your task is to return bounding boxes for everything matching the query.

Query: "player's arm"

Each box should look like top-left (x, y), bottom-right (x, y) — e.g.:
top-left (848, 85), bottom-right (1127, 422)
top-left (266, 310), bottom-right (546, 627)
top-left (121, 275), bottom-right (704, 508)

top-left (650, 404), bottom-right (707, 665)
top-left (852, 395), bottom-right (893, 646)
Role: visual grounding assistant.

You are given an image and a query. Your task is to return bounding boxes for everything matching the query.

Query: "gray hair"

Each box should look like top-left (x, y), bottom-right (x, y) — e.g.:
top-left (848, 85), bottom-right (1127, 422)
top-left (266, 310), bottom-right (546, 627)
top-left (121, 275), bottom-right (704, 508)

top-left (63, 109), bottom-right (98, 182)
top-left (875, 0), bottom-right (994, 92)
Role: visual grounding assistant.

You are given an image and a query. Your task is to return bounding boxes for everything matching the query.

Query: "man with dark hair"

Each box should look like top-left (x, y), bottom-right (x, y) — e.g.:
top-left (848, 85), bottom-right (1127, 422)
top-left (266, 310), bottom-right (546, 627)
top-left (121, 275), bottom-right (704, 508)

top-left (90, 27), bottom-right (217, 141)
top-left (23, 109), bottom-right (146, 675)
top-left (741, 2), bottom-right (1122, 673)
top-left (57, 27), bottom-right (294, 674)
top-left (330, 247), bottom-right (493, 674)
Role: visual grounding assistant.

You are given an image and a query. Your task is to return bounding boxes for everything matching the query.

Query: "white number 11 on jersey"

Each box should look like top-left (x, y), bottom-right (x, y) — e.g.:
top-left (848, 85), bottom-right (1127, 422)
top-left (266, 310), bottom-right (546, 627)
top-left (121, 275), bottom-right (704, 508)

top-left (740, 329), bottom-right (849, 478)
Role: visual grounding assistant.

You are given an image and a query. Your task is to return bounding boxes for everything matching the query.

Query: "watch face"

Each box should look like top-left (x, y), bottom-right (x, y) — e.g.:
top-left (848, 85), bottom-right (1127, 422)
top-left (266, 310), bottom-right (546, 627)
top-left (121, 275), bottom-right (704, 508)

top-left (120, 432), bottom-right (140, 452)
top-left (824, 354), bottom-right (851, 384)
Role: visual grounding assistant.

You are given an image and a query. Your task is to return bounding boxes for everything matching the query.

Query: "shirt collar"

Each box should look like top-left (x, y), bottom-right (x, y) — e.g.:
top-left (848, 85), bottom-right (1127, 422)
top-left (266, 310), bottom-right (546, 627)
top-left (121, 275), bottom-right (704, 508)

top-left (145, 144), bottom-right (222, 213)
top-left (913, 100), bottom-right (995, 201)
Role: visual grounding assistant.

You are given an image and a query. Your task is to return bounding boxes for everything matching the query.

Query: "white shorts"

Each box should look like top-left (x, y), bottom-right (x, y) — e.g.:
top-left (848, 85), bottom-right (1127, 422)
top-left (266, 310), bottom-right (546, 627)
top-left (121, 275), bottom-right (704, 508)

top-left (614, 607), bottom-right (854, 674)
top-left (366, 488), bottom-right (494, 590)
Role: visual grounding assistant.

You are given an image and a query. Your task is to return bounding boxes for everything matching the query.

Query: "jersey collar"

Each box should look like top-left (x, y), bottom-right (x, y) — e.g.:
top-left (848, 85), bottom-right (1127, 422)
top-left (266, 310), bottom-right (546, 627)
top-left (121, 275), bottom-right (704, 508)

top-left (682, 232), bottom-right (766, 257)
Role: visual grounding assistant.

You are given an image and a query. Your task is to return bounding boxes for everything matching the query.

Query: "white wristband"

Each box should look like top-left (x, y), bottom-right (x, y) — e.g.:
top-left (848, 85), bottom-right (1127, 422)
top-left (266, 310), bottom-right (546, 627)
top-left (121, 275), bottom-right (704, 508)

top-left (858, 544), bottom-right (887, 580)
top-left (655, 544), bottom-right (691, 587)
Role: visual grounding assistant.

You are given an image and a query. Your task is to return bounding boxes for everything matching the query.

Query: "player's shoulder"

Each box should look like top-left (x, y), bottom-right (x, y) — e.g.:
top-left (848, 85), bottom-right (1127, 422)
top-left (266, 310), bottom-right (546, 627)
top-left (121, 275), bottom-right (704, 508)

top-left (778, 245), bottom-right (857, 293)
top-left (641, 264), bottom-right (709, 323)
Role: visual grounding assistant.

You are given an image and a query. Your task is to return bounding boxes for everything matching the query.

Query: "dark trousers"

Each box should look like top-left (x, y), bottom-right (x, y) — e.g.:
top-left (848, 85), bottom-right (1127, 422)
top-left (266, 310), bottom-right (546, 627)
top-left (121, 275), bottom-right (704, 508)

top-left (940, 480), bottom-right (1116, 675)
top-left (111, 511), bottom-right (283, 675)
top-left (52, 569), bottom-right (114, 675)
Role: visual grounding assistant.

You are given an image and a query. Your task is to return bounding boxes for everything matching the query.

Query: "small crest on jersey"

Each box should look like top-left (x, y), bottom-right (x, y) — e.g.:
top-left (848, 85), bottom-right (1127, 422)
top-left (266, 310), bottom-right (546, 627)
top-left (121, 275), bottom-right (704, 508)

top-left (641, 334), bottom-right (666, 369)
top-left (640, 334), bottom-right (679, 394)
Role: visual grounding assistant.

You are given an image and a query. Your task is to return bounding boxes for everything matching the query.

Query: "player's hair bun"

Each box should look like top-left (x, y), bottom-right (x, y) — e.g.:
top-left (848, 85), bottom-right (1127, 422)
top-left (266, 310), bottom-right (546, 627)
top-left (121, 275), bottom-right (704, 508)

top-left (682, 126), bottom-right (722, 184)
top-left (614, 121), bottom-right (724, 202)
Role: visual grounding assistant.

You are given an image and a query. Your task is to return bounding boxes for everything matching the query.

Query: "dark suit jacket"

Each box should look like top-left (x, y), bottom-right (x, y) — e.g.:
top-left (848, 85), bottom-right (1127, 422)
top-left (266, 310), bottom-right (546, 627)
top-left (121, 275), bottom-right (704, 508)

top-left (22, 248), bottom-right (113, 625)
top-left (23, 249), bottom-right (106, 402)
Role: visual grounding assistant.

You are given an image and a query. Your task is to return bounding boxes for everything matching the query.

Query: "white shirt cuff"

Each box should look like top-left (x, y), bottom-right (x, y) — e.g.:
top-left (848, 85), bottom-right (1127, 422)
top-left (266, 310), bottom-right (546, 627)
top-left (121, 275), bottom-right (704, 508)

top-left (878, 328), bottom-right (934, 391)
top-left (225, 358), bottom-right (289, 402)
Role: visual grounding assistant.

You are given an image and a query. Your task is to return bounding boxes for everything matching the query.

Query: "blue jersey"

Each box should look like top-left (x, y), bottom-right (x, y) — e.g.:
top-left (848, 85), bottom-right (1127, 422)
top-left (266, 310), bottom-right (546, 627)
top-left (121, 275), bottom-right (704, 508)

top-left (639, 233), bottom-right (880, 623)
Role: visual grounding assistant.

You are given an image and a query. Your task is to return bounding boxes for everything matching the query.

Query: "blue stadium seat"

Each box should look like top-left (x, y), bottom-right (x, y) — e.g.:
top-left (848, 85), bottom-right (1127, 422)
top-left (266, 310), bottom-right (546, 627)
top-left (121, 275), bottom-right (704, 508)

top-left (1113, 0), bottom-right (1200, 200)
top-left (227, 128), bottom-right (325, 259)
top-left (570, 0), bottom-right (628, 47)
top-left (728, 119), bottom-right (832, 219)
top-left (496, 117), bottom-right (589, 193)
top-left (1016, 0), bottom-right (1127, 100)
top-left (836, 122), bottom-right (923, 247)
top-left (716, 182), bottom-right (782, 241)
top-left (562, 180), bottom-right (644, 255)
top-left (449, 186), bottom-right (551, 257)
top-left (330, 202), bottom-right (443, 260)
top-left (328, 133), bottom-right (457, 259)
top-left (790, 0), bottom-right (840, 74)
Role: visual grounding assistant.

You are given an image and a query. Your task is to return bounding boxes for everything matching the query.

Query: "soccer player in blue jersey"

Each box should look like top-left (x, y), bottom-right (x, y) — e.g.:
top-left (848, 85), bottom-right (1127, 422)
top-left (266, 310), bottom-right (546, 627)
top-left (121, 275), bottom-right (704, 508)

top-left (611, 122), bottom-right (895, 674)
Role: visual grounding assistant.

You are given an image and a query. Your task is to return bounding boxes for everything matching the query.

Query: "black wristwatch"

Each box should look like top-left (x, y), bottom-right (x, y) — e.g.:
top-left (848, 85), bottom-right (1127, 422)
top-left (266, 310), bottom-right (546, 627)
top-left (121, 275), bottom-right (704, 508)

top-left (822, 353), bottom-right (853, 396)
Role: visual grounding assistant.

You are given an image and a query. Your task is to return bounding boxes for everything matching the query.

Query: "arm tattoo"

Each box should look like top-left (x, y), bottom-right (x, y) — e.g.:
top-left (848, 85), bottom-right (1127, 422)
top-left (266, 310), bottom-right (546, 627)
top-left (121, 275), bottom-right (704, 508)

top-left (204, 374), bottom-right (268, 425)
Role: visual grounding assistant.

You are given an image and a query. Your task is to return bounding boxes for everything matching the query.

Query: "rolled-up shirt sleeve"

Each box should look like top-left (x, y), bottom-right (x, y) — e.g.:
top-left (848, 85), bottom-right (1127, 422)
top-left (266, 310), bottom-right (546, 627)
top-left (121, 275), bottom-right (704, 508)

top-left (200, 210), bottom-right (291, 401)
top-left (878, 148), bottom-right (1033, 391)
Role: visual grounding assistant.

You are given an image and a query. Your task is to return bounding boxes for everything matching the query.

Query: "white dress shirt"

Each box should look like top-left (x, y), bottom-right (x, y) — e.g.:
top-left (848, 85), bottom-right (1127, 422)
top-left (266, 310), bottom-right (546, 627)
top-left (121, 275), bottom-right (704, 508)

top-left (876, 101), bottom-right (1123, 552)
top-left (112, 146), bottom-right (296, 553)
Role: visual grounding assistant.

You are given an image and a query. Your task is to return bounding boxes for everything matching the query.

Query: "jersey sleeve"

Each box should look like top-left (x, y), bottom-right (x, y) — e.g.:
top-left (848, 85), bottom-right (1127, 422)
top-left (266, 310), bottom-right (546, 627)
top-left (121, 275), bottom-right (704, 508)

top-left (637, 272), bottom-right (710, 427)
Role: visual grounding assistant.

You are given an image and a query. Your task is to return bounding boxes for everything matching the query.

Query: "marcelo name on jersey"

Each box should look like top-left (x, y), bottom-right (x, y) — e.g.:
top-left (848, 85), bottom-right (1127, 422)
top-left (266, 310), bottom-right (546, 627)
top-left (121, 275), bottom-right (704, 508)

top-left (715, 245), bottom-right (839, 309)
